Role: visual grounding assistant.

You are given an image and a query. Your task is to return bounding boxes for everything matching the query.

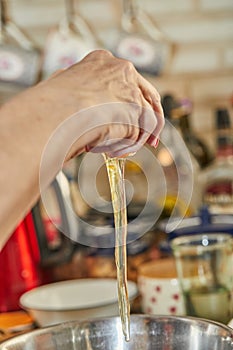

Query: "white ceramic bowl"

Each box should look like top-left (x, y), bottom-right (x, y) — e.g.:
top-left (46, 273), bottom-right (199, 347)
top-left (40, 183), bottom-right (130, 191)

top-left (228, 319), bottom-right (233, 329)
top-left (20, 278), bottom-right (138, 327)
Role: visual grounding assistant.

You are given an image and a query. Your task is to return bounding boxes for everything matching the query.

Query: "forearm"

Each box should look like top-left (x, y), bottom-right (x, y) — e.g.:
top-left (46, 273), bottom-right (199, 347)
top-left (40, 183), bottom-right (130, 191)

top-left (0, 79), bottom-right (107, 246)
top-left (0, 85), bottom-right (86, 247)
top-left (0, 90), bottom-right (48, 246)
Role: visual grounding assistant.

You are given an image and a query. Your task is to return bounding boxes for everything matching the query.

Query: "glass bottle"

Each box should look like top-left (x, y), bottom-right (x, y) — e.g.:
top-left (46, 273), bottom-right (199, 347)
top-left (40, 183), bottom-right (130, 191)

top-left (111, 0), bottom-right (171, 76)
top-left (200, 108), bottom-right (233, 214)
top-left (153, 95), bottom-right (201, 220)
top-left (176, 97), bottom-right (214, 169)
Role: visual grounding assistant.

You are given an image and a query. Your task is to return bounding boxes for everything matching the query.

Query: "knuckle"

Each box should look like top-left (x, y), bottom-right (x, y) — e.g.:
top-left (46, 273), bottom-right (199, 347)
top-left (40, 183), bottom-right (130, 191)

top-left (96, 49), bottom-right (113, 58)
top-left (131, 87), bottom-right (141, 102)
top-left (117, 58), bottom-right (136, 73)
top-left (124, 59), bottom-right (136, 72)
top-left (130, 126), bottom-right (140, 141)
top-left (84, 49), bottom-right (113, 61)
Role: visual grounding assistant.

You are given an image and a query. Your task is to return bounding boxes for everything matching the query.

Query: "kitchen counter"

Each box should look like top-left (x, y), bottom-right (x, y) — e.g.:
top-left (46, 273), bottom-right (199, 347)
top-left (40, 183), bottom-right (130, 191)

top-left (0, 311), bottom-right (35, 343)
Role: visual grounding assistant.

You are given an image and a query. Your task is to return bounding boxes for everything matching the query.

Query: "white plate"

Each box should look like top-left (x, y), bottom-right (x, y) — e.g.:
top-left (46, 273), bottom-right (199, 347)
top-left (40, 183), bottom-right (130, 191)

top-left (20, 278), bottom-right (138, 326)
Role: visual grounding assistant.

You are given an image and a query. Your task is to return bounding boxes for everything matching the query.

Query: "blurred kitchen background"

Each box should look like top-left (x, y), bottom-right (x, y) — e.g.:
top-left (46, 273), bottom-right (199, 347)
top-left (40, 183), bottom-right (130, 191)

top-left (0, 0), bottom-right (233, 322)
top-left (0, 0), bottom-right (232, 132)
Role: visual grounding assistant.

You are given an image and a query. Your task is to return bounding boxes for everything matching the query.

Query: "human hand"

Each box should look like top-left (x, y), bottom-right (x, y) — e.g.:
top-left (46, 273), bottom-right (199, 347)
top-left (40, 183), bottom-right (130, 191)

top-left (33, 49), bottom-right (164, 160)
top-left (0, 49), bottom-right (164, 241)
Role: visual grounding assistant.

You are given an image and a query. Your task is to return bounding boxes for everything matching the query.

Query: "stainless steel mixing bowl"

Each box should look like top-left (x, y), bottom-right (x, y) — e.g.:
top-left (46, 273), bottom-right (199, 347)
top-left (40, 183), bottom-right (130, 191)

top-left (1, 315), bottom-right (232, 350)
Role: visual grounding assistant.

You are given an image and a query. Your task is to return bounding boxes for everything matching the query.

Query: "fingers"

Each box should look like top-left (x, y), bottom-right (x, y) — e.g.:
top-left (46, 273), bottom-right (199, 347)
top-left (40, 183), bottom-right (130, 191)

top-left (117, 59), bottom-right (164, 144)
top-left (112, 58), bottom-right (164, 148)
top-left (85, 103), bottom-right (142, 157)
top-left (88, 107), bottom-right (154, 158)
top-left (137, 73), bottom-right (162, 113)
top-left (137, 73), bottom-right (165, 145)
top-left (78, 52), bottom-right (164, 156)
top-left (108, 105), bottom-right (159, 157)
top-left (90, 137), bottom-right (137, 157)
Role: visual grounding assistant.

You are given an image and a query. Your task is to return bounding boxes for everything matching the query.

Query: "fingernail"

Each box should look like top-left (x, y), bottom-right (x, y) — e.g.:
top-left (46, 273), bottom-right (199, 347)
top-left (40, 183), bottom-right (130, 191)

top-left (85, 145), bottom-right (90, 152)
top-left (152, 138), bottom-right (159, 148)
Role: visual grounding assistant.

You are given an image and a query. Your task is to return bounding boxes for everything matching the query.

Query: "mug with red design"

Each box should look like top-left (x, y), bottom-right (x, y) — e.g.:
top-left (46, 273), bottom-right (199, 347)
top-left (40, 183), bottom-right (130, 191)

top-left (137, 258), bottom-right (185, 316)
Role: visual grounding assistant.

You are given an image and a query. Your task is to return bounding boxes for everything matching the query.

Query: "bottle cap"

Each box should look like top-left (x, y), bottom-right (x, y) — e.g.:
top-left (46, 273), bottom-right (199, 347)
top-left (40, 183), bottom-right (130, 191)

top-left (216, 108), bottom-right (230, 129)
top-left (161, 94), bottom-right (180, 119)
top-left (180, 98), bottom-right (193, 115)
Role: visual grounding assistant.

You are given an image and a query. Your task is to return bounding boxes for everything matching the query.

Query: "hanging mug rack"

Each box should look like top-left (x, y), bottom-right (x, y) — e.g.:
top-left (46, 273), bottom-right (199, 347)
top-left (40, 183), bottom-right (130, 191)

top-left (0, 0), bottom-right (41, 86)
top-left (42, 0), bottom-right (101, 78)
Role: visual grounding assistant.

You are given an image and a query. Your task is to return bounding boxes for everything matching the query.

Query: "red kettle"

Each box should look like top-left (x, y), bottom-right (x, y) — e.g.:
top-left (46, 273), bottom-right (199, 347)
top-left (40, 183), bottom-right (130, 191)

top-left (0, 175), bottom-right (76, 312)
top-left (0, 212), bottom-right (42, 312)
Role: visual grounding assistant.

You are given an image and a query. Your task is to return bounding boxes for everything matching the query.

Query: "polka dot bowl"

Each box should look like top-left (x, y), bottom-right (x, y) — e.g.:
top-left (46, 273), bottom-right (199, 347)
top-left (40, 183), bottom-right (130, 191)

top-left (137, 258), bottom-right (185, 316)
